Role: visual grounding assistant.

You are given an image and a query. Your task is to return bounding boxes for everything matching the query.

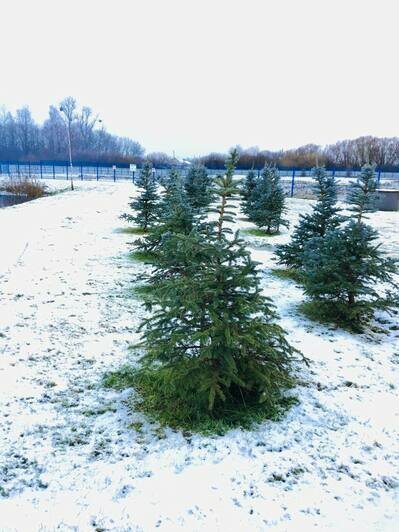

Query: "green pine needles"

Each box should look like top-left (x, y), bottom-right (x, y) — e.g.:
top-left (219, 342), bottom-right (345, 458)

top-left (301, 165), bottom-right (398, 330)
top-left (184, 164), bottom-right (214, 209)
top-left (135, 174), bottom-right (195, 256)
top-left (276, 166), bottom-right (342, 269)
top-left (241, 168), bottom-right (258, 218)
top-left (124, 149), bottom-right (298, 433)
top-left (246, 165), bottom-right (288, 234)
top-left (121, 161), bottom-right (159, 230)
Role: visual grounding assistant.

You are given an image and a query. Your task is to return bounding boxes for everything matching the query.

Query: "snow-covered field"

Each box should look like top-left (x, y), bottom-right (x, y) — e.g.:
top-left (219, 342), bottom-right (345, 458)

top-left (0, 181), bottom-right (398, 531)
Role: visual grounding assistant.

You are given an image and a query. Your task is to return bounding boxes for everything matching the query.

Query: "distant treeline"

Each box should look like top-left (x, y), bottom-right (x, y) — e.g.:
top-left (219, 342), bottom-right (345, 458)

top-left (197, 137), bottom-right (399, 171)
top-left (1, 98), bottom-right (399, 170)
top-left (0, 97), bottom-right (145, 164)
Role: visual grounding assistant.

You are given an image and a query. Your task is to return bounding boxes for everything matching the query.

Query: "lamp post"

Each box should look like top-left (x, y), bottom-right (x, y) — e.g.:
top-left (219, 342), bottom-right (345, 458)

top-left (60, 104), bottom-right (74, 190)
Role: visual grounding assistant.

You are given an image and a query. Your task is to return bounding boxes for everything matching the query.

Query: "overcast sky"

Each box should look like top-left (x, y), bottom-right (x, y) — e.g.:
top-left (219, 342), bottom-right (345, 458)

top-left (1, 0), bottom-right (398, 157)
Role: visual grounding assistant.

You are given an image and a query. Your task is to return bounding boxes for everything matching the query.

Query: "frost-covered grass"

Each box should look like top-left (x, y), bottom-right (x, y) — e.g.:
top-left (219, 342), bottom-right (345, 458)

top-left (0, 182), bottom-right (398, 531)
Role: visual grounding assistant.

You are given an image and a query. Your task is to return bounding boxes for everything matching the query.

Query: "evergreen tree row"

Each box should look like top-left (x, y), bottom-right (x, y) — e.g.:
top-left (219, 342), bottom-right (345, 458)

top-left (119, 151), bottom-right (298, 432)
top-left (276, 165), bottom-right (398, 329)
top-left (241, 166), bottom-right (288, 234)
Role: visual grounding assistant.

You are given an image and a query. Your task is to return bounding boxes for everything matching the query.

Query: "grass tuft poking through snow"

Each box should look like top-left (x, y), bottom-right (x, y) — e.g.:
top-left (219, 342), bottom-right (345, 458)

top-left (242, 227), bottom-right (281, 237)
top-left (104, 366), bottom-right (299, 436)
top-left (270, 267), bottom-right (303, 283)
top-left (115, 226), bottom-right (148, 235)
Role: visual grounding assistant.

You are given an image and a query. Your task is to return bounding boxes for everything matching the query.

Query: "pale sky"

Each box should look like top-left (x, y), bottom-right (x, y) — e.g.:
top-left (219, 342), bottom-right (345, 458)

top-left (1, 0), bottom-right (398, 157)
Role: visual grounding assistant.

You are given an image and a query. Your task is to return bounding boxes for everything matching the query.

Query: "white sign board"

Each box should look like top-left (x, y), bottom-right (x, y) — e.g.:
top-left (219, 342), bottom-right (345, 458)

top-left (112, 165), bottom-right (117, 170)
top-left (129, 164), bottom-right (137, 172)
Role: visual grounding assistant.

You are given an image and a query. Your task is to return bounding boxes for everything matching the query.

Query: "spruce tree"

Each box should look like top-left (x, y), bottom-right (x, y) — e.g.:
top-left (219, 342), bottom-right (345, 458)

top-left (121, 161), bottom-right (159, 230)
top-left (131, 149), bottom-right (297, 430)
top-left (246, 165), bottom-right (288, 234)
top-left (184, 164), bottom-right (214, 209)
top-left (135, 176), bottom-right (195, 255)
top-left (241, 168), bottom-right (258, 218)
top-left (301, 165), bottom-right (398, 329)
top-left (276, 166), bottom-right (342, 269)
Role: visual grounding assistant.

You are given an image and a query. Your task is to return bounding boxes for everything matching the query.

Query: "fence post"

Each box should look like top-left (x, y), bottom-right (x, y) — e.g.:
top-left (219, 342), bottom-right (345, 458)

top-left (113, 167), bottom-right (116, 182)
top-left (80, 165), bottom-right (83, 180)
top-left (332, 168), bottom-right (336, 178)
top-left (40, 162), bottom-right (43, 179)
top-left (132, 170), bottom-right (135, 184)
top-left (17, 162), bottom-right (20, 177)
top-left (66, 165), bottom-right (69, 180)
top-left (290, 169), bottom-right (296, 197)
top-left (53, 164), bottom-right (55, 179)
top-left (28, 162), bottom-right (31, 178)
top-left (96, 163), bottom-right (99, 181)
top-left (8, 162), bottom-right (10, 177)
top-left (377, 169), bottom-right (381, 187)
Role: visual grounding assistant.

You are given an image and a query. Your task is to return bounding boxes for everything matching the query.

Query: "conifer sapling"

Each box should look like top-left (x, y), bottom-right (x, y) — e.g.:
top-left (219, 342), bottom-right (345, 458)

top-left (276, 166), bottom-right (342, 269)
top-left (131, 149), bottom-right (298, 430)
top-left (121, 161), bottom-right (159, 230)
top-left (301, 164), bottom-right (398, 329)
top-left (247, 165), bottom-right (288, 234)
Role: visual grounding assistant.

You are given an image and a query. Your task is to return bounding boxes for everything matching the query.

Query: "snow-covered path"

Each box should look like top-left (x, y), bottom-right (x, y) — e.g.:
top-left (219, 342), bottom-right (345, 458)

top-left (0, 183), bottom-right (398, 531)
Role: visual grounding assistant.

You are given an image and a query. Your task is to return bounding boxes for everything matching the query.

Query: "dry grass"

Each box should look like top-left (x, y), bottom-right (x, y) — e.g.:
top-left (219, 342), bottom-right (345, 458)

top-left (0, 177), bottom-right (48, 199)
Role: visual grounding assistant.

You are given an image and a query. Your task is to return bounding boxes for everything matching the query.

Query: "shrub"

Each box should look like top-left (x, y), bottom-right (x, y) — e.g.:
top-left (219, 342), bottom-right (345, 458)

top-left (0, 177), bottom-right (47, 199)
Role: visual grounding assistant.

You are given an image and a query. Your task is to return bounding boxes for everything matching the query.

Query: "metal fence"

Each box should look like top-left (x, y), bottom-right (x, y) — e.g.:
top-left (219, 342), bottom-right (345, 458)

top-left (1, 160), bottom-right (398, 198)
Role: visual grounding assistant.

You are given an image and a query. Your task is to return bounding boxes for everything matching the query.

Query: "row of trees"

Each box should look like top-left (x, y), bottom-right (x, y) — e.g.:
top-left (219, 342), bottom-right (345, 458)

top-left (0, 98), bottom-right (144, 163)
top-left (198, 137), bottom-right (399, 171)
top-left (117, 153), bottom-right (299, 432)
top-left (276, 166), bottom-right (398, 329)
top-left (113, 157), bottom-right (397, 434)
top-left (241, 166), bottom-right (288, 234)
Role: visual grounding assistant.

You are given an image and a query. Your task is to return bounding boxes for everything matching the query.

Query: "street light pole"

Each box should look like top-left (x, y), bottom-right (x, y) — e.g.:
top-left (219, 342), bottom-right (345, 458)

top-left (60, 105), bottom-right (74, 191)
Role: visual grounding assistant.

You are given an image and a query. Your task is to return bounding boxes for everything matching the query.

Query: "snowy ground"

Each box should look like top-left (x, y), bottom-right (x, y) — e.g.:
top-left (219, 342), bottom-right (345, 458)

top-left (0, 181), bottom-right (398, 531)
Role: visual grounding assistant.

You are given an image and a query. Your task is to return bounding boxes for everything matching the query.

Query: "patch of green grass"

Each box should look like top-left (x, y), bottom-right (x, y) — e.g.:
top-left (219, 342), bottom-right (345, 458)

top-left (103, 365), bottom-right (298, 436)
top-left (129, 250), bottom-right (158, 263)
top-left (129, 421), bottom-right (144, 433)
top-left (270, 268), bottom-right (303, 283)
top-left (82, 405), bottom-right (117, 416)
top-left (103, 365), bottom-right (137, 390)
top-left (116, 227), bottom-right (148, 235)
top-left (298, 300), bottom-right (364, 333)
top-left (243, 228), bottom-right (280, 237)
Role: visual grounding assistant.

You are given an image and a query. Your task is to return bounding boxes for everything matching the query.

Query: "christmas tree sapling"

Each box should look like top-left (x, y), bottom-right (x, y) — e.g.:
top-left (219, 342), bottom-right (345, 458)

top-left (126, 149), bottom-right (299, 433)
top-left (184, 164), bottom-right (214, 210)
top-left (241, 167), bottom-right (258, 218)
top-left (276, 166), bottom-right (342, 269)
top-left (301, 164), bottom-right (398, 330)
top-left (247, 165), bottom-right (288, 234)
top-left (121, 161), bottom-right (159, 231)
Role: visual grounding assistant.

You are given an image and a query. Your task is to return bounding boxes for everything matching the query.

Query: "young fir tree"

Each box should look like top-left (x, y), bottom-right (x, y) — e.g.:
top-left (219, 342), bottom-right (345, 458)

top-left (135, 176), bottom-right (195, 255)
top-left (301, 164), bottom-right (398, 329)
top-left (121, 161), bottom-right (159, 230)
top-left (246, 165), bottom-right (288, 234)
top-left (184, 164), bottom-right (214, 209)
top-left (241, 168), bottom-right (258, 218)
top-left (159, 167), bottom-right (180, 197)
top-left (131, 149), bottom-right (297, 429)
top-left (276, 166), bottom-right (342, 269)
